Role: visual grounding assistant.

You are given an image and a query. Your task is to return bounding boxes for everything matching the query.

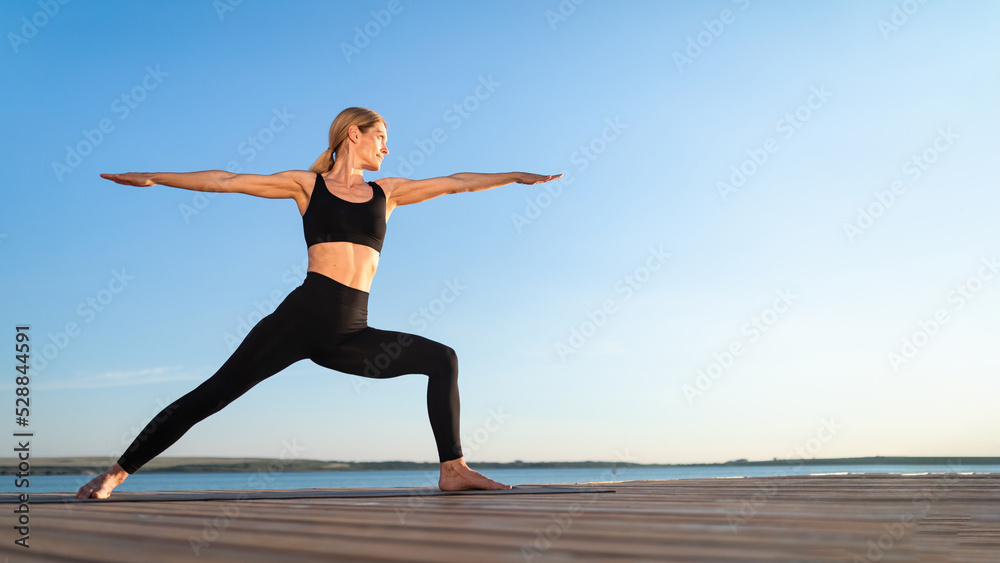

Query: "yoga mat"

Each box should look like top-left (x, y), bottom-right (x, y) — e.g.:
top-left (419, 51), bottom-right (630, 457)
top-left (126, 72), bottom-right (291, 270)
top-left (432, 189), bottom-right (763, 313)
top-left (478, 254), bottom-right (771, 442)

top-left (4, 484), bottom-right (615, 504)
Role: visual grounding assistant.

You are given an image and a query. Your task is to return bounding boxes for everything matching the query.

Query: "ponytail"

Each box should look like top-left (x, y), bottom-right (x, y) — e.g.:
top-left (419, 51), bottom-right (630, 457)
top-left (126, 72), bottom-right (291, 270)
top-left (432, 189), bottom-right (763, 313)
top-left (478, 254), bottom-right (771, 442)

top-left (309, 147), bottom-right (335, 174)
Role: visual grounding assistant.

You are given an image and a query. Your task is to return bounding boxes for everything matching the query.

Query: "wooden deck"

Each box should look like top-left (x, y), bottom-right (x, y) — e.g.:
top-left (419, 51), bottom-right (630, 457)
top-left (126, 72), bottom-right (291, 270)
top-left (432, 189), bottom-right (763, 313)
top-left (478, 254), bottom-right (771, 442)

top-left (4, 473), bottom-right (998, 562)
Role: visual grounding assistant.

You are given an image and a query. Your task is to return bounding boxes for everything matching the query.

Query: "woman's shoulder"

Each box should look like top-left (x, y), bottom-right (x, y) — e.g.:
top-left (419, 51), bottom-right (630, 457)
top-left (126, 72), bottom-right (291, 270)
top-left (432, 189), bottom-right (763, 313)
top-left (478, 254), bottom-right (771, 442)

top-left (370, 176), bottom-right (407, 194)
top-left (272, 169), bottom-right (321, 191)
top-left (280, 169), bottom-right (321, 180)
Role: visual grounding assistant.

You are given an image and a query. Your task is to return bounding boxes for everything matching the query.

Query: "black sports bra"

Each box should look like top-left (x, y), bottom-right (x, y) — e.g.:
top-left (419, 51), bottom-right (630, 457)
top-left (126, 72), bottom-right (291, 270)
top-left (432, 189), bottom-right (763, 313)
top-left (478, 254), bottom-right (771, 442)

top-left (302, 173), bottom-right (386, 252)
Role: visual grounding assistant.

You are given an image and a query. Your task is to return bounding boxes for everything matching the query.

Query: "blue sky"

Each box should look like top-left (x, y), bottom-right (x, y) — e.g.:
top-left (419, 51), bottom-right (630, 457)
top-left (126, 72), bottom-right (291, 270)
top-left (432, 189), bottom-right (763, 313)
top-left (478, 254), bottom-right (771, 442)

top-left (2, 0), bottom-right (999, 468)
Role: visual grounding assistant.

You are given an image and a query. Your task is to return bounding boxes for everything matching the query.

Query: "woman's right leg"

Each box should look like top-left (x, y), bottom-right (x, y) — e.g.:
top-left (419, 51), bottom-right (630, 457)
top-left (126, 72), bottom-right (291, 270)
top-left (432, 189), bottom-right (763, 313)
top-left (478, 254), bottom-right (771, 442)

top-left (116, 308), bottom-right (309, 473)
top-left (77, 286), bottom-right (314, 498)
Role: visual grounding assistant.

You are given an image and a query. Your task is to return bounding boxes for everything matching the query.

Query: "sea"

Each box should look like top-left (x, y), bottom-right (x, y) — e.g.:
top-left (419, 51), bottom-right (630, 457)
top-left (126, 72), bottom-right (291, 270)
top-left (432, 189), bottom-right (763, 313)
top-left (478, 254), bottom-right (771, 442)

top-left (9, 464), bottom-right (1000, 494)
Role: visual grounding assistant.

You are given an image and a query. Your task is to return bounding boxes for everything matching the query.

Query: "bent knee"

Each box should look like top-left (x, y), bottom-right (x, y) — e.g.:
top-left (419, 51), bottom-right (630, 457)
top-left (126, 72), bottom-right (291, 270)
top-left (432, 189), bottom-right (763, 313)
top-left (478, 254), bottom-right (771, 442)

top-left (432, 345), bottom-right (459, 380)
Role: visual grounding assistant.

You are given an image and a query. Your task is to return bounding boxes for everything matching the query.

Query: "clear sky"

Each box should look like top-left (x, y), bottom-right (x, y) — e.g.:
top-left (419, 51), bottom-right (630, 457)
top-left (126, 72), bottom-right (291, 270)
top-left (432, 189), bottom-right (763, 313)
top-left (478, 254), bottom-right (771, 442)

top-left (2, 0), bottom-right (999, 467)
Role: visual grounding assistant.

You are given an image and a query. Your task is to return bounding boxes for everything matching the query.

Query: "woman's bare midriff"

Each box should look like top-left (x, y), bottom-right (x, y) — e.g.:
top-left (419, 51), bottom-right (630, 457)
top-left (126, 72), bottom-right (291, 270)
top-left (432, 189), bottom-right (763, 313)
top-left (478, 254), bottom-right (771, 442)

top-left (307, 242), bottom-right (380, 292)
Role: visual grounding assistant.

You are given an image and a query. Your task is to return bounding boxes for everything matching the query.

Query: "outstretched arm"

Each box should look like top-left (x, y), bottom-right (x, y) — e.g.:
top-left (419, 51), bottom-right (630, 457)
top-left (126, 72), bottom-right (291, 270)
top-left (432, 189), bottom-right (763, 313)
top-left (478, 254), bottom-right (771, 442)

top-left (380, 172), bottom-right (562, 208)
top-left (100, 170), bottom-right (308, 201)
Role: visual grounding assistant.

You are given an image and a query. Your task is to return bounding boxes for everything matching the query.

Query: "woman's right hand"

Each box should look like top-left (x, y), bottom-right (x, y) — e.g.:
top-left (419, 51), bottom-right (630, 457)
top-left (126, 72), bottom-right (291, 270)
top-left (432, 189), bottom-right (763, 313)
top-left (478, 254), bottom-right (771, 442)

top-left (100, 172), bottom-right (155, 187)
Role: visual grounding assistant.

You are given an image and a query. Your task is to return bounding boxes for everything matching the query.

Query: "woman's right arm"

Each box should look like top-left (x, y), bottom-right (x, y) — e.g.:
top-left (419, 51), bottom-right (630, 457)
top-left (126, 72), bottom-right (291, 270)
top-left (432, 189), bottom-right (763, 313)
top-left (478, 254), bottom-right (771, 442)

top-left (100, 170), bottom-right (308, 201)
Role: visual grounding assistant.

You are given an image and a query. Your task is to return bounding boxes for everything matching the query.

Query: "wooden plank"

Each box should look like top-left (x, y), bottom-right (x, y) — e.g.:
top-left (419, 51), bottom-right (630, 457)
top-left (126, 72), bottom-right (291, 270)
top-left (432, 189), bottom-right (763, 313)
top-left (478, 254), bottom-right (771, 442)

top-left (1, 474), bottom-right (996, 562)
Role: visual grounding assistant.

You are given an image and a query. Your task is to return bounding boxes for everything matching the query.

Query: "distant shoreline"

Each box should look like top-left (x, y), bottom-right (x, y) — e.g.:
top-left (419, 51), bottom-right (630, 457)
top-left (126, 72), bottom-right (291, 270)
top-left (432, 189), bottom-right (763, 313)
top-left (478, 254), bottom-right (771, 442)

top-left (3, 456), bottom-right (998, 476)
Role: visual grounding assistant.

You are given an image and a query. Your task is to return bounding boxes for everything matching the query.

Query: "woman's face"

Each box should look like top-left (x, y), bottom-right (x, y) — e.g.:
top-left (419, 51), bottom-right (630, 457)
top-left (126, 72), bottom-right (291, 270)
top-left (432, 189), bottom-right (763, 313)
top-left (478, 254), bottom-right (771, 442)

top-left (353, 121), bottom-right (389, 171)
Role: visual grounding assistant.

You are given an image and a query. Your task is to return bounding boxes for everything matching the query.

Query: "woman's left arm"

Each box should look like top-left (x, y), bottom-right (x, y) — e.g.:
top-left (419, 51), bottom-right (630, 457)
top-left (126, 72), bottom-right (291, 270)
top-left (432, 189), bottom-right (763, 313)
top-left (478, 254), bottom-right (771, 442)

top-left (380, 172), bottom-right (562, 208)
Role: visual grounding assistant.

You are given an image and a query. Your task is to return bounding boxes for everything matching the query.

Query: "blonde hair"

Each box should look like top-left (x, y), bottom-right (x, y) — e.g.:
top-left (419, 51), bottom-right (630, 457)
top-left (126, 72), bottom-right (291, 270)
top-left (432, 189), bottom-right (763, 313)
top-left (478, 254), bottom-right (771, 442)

top-left (309, 107), bottom-right (385, 174)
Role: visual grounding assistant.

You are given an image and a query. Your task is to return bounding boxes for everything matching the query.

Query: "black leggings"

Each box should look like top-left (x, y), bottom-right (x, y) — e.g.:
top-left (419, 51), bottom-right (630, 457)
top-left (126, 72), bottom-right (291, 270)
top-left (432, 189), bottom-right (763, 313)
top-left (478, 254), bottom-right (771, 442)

top-left (117, 272), bottom-right (463, 473)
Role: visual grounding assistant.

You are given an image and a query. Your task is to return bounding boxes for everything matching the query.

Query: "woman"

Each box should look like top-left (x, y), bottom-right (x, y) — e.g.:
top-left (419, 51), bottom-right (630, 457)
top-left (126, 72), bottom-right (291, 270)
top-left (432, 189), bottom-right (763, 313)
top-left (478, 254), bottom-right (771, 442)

top-left (77, 107), bottom-right (561, 499)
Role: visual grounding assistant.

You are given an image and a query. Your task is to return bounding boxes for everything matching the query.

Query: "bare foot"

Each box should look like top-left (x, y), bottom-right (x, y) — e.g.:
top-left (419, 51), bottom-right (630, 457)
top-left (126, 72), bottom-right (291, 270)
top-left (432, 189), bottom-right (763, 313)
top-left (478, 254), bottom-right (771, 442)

top-left (438, 457), bottom-right (511, 491)
top-left (76, 464), bottom-right (129, 499)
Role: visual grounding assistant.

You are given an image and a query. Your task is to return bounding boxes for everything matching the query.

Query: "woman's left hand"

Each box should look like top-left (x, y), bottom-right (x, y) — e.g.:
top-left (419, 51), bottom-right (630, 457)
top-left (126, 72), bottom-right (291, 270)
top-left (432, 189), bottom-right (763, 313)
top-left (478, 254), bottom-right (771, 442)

top-left (515, 173), bottom-right (563, 185)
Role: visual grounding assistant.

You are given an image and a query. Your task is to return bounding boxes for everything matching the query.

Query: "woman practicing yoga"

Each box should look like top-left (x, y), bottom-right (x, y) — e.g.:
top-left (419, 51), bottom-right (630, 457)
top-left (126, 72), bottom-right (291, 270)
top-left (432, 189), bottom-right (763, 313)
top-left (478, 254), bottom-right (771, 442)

top-left (77, 107), bottom-right (561, 499)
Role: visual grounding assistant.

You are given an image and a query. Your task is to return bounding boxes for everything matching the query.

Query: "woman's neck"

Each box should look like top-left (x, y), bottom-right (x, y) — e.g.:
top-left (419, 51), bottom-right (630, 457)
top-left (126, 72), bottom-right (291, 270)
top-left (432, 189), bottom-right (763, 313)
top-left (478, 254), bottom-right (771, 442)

top-left (327, 155), bottom-right (364, 186)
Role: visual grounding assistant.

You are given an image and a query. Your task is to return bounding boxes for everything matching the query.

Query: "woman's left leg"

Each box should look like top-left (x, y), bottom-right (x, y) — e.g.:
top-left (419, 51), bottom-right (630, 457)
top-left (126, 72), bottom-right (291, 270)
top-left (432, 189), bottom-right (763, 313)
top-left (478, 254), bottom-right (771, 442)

top-left (311, 328), bottom-right (463, 463)
top-left (314, 327), bottom-right (510, 490)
